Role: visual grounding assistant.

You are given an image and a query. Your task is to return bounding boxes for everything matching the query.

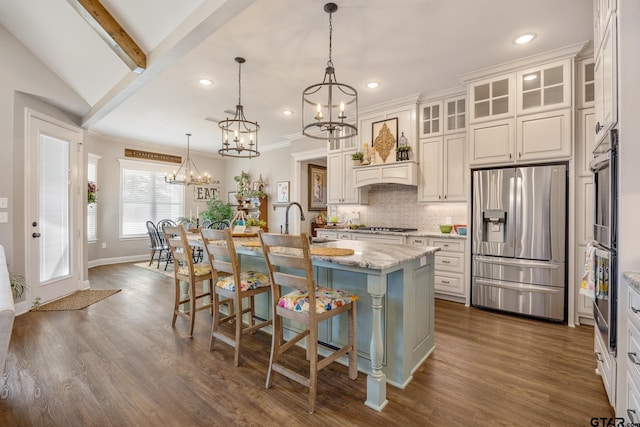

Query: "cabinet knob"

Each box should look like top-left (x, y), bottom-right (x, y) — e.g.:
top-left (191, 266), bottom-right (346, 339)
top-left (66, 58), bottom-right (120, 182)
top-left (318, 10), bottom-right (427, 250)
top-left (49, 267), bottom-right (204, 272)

top-left (444, 195), bottom-right (447, 200)
top-left (594, 351), bottom-right (603, 362)
top-left (519, 152), bottom-right (522, 158)
top-left (438, 195), bottom-right (441, 200)
top-left (595, 121), bottom-right (603, 134)
top-left (509, 153), bottom-right (512, 159)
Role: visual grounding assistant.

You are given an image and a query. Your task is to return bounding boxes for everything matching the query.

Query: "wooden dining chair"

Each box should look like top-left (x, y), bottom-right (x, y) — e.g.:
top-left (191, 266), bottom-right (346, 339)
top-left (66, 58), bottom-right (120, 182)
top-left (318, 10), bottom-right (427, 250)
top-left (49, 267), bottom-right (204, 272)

top-left (163, 225), bottom-right (215, 337)
top-left (259, 232), bottom-right (358, 414)
top-left (201, 228), bottom-right (272, 367)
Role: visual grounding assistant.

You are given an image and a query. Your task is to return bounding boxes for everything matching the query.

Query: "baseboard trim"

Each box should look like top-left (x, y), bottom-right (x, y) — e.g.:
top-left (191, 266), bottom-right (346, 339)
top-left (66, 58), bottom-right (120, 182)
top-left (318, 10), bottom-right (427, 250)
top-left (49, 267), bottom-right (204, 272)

top-left (88, 255), bottom-right (148, 268)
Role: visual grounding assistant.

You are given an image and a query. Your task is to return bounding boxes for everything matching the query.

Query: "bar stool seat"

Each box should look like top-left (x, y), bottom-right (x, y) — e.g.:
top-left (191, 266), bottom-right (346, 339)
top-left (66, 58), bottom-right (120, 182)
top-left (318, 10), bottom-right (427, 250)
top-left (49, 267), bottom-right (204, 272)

top-left (278, 287), bottom-right (358, 314)
top-left (216, 272), bottom-right (270, 292)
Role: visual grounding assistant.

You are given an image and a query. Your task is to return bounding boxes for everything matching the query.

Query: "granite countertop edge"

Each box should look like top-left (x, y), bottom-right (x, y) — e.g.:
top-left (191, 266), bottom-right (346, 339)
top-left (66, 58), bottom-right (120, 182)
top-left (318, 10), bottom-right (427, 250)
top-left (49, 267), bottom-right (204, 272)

top-left (624, 271), bottom-right (640, 293)
top-left (318, 228), bottom-right (467, 240)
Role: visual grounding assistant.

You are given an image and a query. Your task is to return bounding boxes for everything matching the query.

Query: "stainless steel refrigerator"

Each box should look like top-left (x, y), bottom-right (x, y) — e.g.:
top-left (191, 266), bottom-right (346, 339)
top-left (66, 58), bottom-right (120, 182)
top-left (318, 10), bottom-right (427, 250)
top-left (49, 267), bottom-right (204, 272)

top-left (471, 164), bottom-right (567, 321)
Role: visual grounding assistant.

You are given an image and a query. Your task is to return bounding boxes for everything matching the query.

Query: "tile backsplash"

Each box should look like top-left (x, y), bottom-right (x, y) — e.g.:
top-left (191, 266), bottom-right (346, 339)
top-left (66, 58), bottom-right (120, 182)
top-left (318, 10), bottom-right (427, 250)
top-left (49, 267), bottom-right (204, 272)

top-left (334, 184), bottom-right (467, 231)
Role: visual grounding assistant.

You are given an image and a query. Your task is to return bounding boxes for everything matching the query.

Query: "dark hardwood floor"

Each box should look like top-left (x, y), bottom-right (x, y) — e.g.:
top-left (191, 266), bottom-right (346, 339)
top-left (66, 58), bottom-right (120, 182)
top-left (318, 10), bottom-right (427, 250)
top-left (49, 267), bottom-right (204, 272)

top-left (0, 262), bottom-right (614, 426)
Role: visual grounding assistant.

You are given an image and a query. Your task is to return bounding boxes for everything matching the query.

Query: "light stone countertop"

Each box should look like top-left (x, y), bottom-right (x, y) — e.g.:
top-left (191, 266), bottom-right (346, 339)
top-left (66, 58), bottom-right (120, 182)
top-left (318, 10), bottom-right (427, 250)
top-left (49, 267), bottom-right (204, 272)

top-left (233, 238), bottom-right (440, 271)
top-left (624, 272), bottom-right (640, 293)
top-left (317, 227), bottom-right (467, 240)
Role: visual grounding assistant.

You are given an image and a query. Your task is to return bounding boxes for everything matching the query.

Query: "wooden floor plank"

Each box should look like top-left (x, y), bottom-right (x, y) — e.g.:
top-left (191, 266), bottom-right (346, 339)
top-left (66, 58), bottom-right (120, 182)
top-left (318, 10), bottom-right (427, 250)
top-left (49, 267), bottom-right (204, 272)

top-left (0, 262), bottom-right (614, 425)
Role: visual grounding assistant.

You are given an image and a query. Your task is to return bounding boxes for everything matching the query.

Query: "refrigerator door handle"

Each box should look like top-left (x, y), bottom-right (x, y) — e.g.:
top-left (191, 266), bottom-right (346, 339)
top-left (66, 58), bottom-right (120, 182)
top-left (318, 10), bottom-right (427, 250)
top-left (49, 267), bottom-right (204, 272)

top-left (474, 255), bottom-right (562, 270)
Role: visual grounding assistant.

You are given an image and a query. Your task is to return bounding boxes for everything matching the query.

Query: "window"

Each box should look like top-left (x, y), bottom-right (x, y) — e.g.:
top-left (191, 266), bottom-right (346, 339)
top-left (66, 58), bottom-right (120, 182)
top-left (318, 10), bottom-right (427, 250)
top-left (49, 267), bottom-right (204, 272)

top-left (119, 159), bottom-right (184, 238)
top-left (87, 153), bottom-right (100, 242)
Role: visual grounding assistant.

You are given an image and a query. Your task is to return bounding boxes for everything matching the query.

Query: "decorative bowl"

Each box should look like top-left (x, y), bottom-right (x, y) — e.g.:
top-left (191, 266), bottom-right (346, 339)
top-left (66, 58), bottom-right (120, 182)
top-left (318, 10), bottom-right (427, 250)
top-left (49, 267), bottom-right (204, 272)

top-left (457, 226), bottom-right (467, 236)
top-left (453, 224), bottom-right (467, 234)
top-left (439, 225), bottom-right (453, 234)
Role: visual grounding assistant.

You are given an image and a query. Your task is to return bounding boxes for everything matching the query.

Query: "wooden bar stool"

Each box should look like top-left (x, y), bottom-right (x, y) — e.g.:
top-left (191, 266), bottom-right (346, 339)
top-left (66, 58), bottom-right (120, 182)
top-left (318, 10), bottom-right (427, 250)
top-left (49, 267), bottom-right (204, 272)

top-left (259, 232), bottom-right (358, 414)
top-left (163, 225), bottom-right (215, 337)
top-left (201, 228), bottom-right (272, 367)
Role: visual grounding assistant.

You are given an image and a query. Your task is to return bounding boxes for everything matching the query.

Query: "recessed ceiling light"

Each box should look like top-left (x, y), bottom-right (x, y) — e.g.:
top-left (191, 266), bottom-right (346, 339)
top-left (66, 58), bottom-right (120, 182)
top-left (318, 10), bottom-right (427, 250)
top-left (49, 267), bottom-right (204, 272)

top-left (199, 78), bottom-right (213, 86)
top-left (366, 81), bottom-right (381, 89)
top-left (282, 110), bottom-right (293, 116)
top-left (514, 33), bottom-right (536, 45)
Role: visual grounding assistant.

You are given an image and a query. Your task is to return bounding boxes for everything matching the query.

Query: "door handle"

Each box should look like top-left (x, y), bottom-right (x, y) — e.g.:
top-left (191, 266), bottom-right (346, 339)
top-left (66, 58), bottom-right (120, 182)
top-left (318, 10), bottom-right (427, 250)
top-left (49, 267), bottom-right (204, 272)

top-left (32, 232), bottom-right (41, 238)
top-left (628, 352), bottom-right (640, 366)
top-left (595, 121), bottom-right (603, 134)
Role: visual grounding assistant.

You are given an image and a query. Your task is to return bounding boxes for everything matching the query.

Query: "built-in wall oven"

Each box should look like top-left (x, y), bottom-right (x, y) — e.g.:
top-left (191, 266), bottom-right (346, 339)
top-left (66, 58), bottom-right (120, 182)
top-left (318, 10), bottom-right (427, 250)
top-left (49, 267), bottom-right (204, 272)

top-left (590, 129), bottom-right (618, 354)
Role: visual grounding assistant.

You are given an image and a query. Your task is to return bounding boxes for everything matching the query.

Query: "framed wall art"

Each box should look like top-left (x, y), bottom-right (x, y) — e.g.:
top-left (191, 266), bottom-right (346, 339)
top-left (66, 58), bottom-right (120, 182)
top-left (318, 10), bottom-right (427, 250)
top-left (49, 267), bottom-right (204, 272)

top-left (276, 181), bottom-right (290, 204)
top-left (371, 117), bottom-right (398, 163)
top-left (307, 164), bottom-right (327, 211)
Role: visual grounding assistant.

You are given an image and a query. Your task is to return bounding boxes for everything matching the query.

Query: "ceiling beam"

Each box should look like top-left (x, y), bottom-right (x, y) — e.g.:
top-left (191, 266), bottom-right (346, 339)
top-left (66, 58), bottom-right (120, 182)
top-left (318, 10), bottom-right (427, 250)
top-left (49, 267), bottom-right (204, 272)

top-left (68, 0), bottom-right (146, 73)
top-left (81, 0), bottom-right (256, 129)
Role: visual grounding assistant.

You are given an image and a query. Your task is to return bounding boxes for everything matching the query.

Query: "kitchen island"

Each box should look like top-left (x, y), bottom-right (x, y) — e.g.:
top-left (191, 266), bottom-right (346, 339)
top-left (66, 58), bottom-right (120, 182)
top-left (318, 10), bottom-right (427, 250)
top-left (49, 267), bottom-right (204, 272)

top-left (231, 238), bottom-right (440, 411)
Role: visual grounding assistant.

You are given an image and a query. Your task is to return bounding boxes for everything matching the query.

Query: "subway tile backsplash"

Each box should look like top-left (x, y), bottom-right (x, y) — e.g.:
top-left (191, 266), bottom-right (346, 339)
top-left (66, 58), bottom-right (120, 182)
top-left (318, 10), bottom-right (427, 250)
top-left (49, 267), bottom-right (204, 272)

top-left (335, 184), bottom-right (467, 231)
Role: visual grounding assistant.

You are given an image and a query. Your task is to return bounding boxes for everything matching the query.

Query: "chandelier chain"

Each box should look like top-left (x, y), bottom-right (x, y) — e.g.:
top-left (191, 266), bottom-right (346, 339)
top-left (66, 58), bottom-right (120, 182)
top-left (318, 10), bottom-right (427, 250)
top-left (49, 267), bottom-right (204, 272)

top-left (327, 9), bottom-right (333, 68)
top-left (237, 59), bottom-right (242, 106)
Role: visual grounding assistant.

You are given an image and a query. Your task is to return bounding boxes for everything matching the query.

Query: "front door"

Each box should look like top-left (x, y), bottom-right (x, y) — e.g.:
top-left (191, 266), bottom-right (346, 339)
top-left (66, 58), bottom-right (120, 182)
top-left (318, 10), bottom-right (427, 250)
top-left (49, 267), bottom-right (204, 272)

top-left (26, 112), bottom-right (83, 304)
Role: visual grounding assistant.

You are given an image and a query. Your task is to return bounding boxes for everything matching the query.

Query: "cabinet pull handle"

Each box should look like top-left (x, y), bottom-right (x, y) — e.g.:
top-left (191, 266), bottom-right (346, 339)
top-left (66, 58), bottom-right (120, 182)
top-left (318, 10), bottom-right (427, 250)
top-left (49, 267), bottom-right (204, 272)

top-left (442, 244), bottom-right (449, 247)
top-left (629, 352), bottom-right (640, 366)
top-left (442, 260), bottom-right (451, 264)
top-left (595, 122), bottom-right (603, 134)
top-left (438, 195), bottom-right (441, 199)
top-left (509, 153), bottom-right (512, 159)
top-left (628, 409), bottom-right (638, 424)
top-left (413, 240), bottom-right (423, 244)
top-left (595, 351), bottom-right (603, 362)
top-left (444, 195), bottom-right (447, 200)
top-left (519, 152), bottom-right (522, 158)
top-left (632, 306), bottom-right (640, 314)
top-left (441, 280), bottom-right (450, 284)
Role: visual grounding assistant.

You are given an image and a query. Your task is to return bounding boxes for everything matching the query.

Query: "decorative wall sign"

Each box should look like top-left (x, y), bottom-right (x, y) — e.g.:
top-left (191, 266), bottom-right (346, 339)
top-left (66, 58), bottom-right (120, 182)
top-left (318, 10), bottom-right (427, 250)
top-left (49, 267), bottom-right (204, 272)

top-left (276, 181), bottom-right (290, 203)
top-left (124, 148), bottom-right (181, 164)
top-left (372, 117), bottom-right (398, 163)
top-left (193, 184), bottom-right (220, 201)
top-left (308, 164), bottom-right (327, 211)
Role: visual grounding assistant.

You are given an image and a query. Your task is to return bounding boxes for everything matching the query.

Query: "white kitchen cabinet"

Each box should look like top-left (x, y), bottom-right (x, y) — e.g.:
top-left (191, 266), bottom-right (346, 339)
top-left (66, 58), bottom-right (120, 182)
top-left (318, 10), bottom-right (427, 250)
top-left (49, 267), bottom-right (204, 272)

top-left (594, 14), bottom-right (617, 145)
top-left (353, 233), bottom-right (405, 245)
top-left (327, 130), bottom-right (359, 153)
top-left (468, 74), bottom-right (514, 124)
top-left (594, 0), bottom-right (617, 56)
top-left (516, 60), bottom-right (572, 115)
top-left (409, 236), bottom-right (467, 301)
top-left (419, 134), bottom-right (467, 202)
top-left (627, 284), bottom-right (640, 420)
top-left (468, 118), bottom-right (514, 166)
top-left (595, 323), bottom-right (617, 406)
top-left (419, 100), bottom-right (443, 138)
top-left (444, 95), bottom-right (466, 134)
top-left (353, 161), bottom-right (417, 188)
top-left (327, 149), bottom-right (367, 205)
top-left (515, 108), bottom-right (572, 162)
top-left (575, 176), bottom-right (594, 322)
top-left (577, 108), bottom-right (596, 176)
top-left (577, 59), bottom-right (595, 109)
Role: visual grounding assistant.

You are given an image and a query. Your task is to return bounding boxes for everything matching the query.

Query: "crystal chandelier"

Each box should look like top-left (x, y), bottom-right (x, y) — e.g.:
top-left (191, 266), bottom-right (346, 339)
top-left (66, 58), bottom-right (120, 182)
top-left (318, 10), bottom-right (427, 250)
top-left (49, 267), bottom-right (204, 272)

top-left (302, 2), bottom-right (358, 141)
top-left (165, 133), bottom-right (211, 185)
top-left (218, 57), bottom-right (260, 158)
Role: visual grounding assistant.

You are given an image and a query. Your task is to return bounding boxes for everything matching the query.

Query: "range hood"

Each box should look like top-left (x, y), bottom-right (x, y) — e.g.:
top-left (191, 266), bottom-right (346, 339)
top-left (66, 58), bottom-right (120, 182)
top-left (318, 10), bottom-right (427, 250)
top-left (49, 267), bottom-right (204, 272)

top-left (353, 161), bottom-right (418, 188)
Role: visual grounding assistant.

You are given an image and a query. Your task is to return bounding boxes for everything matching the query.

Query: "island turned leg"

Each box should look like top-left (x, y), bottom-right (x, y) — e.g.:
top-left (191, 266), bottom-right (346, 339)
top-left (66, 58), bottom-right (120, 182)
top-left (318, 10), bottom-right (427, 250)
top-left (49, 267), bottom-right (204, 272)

top-left (365, 275), bottom-right (388, 411)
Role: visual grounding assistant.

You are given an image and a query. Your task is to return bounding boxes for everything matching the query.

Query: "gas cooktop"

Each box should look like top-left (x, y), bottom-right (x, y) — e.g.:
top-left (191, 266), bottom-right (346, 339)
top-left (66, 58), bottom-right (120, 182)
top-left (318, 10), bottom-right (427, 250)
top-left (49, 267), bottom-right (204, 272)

top-left (357, 227), bottom-right (418, 232)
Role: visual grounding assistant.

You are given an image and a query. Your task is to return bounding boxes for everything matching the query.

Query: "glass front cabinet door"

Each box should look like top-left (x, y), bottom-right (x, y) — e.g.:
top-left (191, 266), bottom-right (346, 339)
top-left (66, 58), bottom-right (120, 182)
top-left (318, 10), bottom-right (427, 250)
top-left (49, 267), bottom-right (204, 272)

top-left (516, 59), bottom-right (571, 115)
top-left (469, 75), bottom-right (514, 123)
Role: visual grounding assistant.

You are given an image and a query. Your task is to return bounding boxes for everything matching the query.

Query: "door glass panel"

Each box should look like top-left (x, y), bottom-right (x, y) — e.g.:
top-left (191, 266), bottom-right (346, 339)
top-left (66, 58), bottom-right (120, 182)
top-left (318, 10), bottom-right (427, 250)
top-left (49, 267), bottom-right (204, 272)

top-left (492, 98), bottom-right (508, 115)
top-left (585, 63), bottom-right (595, 82)
top-left (433, 119), bottom-right (440, 133)
top-left (457, 115), bottom-right (465, 129)
top-left (423, 106), bottom-right (431, 119)
top-left (475, 84), bottom-right (490, 101)
top-left (492, 79), bottom-right (509, 97)
top-left (544, 66), bottom-right (564, 86)
top-left (544, 86), bottom-right (563, 105)
top-left (448, 116), bottom-right (455, 130)
top-left (585, 82), bottom-right (595, 103)
top-left (432, 104), bottom-right (440, 118)
top-left (522, 72), bottom-right (541, 91)
top-left (39, 134), bottom-right (70, 282)
top-left (457, 99), bottom-right (465, 113)
top-left (475, 101), bottom-right (490, 118)
top-left (522, 91), bottom-right (541, 109)
top-left (447, 101), bottom-right (455, 115)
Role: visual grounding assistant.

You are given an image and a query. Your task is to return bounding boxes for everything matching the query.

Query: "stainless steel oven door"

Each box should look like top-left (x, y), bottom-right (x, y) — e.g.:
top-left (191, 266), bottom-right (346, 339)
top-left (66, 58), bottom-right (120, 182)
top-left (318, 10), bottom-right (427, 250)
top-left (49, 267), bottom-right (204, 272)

top-left (591, 243), bottom-right (616, 354)
top-left (590, 129), bottom-right (617, 250)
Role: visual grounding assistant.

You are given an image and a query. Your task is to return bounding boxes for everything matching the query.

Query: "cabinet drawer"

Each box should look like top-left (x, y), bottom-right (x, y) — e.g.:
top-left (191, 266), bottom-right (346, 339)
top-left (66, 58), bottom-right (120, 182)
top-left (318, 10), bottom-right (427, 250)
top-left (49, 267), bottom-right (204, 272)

top-left (628, 368), bottom-right (640, 425)
top-left (434, 272), bottom-right (464, 296)
top-left (435, 252), bottom-right (464, 273)
top-left (595, 327), bottom-right (617, 406)
top-left (629, 287), bottom-right (640, 329)
top-left (629, 318), bottom-right (640, 381)
top-left (408, 237), bottom-right (429, 246)
top-left (431, 239), bottom-right (464, 253)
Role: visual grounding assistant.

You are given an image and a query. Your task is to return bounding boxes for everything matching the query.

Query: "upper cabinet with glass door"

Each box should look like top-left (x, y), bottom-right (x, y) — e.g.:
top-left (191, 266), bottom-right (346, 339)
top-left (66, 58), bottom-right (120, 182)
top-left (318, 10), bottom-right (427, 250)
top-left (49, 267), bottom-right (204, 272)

top-left (516, 59), bottom-right (572, 115)
top-left (327, 127), bottom-right (358, 153)
top-left (577, 58), bottom-right (595, 109)
top-left (468, 74), bottom-right (515, 123)
top-left (419, 100), bottom-right (443, 138)
top-left (444, 95), bottom-right (466, 134)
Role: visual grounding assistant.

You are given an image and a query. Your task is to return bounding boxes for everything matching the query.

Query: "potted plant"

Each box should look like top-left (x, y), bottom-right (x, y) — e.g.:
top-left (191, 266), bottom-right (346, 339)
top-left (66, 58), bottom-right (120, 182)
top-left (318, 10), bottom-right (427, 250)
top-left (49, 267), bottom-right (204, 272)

top-left (245, 217), bottom-right (267, 232)
top-left (201, 199), bottom-right (234, 223)
top-left (9, 271), bottom-right (26, 300)
top-left (351, 151), bottom-right (364, 166)
top-left (396, 145), bottom-right (412, 161)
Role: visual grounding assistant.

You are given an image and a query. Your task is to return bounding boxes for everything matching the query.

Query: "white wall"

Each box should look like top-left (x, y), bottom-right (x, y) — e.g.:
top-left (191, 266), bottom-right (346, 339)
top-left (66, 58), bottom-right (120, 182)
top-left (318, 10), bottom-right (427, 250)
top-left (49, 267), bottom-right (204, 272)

top-left (0, 24), bottom-right (88, 275)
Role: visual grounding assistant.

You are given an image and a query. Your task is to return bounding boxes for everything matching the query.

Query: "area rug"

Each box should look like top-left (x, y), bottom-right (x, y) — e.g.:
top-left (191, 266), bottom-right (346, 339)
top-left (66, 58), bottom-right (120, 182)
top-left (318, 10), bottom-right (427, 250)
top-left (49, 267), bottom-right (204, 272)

top-left (31, 289), bottom-right (121, 311)
top-left (133, 262), bottom-right (174, 278)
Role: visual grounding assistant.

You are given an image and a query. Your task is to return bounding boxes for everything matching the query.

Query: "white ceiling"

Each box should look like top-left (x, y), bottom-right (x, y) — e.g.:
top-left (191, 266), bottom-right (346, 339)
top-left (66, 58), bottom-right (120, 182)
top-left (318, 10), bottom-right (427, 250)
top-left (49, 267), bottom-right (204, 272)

top-left (0, 0), bottom-right (593, 154)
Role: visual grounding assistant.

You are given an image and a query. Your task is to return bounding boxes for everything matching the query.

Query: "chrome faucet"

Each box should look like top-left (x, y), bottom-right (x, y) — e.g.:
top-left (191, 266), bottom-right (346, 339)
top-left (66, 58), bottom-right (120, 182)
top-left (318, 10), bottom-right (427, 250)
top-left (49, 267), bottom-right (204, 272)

top-left (284, 201), bottom-right (306, 234)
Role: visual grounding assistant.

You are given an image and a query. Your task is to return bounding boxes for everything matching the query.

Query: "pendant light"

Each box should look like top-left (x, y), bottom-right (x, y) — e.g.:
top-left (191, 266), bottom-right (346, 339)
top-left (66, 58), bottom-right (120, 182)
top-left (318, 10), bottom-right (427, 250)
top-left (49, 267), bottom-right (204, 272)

top-left (302, 2), bottom-right (358, 141)
top-left (218, 57), bottom-right (260, 158)
top-left (165, 133), bottom-right (211, 186)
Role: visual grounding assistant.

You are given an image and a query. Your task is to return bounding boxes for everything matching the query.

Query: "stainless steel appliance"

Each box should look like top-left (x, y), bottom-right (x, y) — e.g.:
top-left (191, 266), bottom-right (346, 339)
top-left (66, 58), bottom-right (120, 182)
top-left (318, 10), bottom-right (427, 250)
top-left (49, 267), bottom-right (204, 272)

top-left (591, 129), bottom-right (618, 354)
top-left (471, 164), bottom-right (568, 321)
